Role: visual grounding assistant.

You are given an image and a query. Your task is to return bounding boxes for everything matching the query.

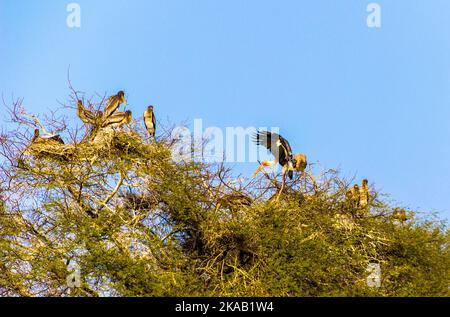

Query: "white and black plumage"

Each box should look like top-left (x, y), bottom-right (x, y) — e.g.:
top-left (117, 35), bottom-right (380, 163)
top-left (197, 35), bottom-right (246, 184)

top-left (143, 105), bottom-right (156, 137)
top-left (253, 131), bottom-right (308, 200)
top-left (102, 110), bottom-right (132, 128)
top-left (253, 131), bottom-right (294, 177)
top-left (103, 91), bottom-right (126, 120)
top-left (77, 100), bottom-right (96, 125)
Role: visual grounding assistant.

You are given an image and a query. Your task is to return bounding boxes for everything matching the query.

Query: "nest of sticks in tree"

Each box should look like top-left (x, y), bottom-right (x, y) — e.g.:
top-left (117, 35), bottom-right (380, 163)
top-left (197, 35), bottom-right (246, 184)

top-left (24, 139), bottom-right (75, 161)
top-left (24, 128), bottom-right (158, 163)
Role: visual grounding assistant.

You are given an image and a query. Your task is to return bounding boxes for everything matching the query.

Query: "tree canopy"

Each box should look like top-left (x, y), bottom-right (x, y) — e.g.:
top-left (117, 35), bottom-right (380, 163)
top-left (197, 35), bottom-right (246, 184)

top-left (0, 93), bottom-right (448, 297)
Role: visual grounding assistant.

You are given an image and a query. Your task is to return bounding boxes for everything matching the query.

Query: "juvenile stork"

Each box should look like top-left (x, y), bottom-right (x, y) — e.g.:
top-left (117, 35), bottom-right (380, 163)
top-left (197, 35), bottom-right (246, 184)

top-left (76, 100), bottom-right (97, 125)
top-left (359, 179), bottom-right (370, 208)
top-left (103, 91), bottom-right (126, 120)
top-left (252, 131), bottom-right (307, 201)
top-left (102, 110), bottom-right (132, 128)
top-left (31, 129), bottom-right (65, 145)
top-left (143, 105), bottom-right (156, 137)
top-left (393, 208), bottom-right (408, 223)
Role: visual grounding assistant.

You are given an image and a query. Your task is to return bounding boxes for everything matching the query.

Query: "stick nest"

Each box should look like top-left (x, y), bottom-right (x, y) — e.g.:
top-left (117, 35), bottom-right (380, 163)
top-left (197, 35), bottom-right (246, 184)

top-left (24, 129), bottom-right (162, 163)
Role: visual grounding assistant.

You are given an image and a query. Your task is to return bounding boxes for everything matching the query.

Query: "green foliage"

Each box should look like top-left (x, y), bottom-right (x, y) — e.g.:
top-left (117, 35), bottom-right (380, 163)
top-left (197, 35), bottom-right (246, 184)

top-left (0, 103), bottom-right (448, 297)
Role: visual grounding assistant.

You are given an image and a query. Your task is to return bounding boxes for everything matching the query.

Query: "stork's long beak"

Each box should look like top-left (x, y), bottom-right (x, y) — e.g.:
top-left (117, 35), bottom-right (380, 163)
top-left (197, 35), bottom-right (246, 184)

top-left (252, 163), bottom-right (265, 178)
top-left (252, 160), bottom-right (276, 178)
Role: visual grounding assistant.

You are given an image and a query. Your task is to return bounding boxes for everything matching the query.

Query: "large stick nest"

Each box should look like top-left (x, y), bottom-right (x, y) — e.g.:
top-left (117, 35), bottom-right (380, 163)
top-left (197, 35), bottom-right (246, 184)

top-left (24, 128), bottom-right (159, 162)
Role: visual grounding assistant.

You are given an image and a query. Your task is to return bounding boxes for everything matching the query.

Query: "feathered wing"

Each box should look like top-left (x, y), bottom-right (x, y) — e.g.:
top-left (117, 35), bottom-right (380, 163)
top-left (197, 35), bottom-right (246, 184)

top-left (31, 129), bottom-right (64, 144)
top-left (151, 110), bottom-right (156, 135)
top-left (143, 107), bottom-right (156, 137)
top-left (102, 111), bottom-right (128, 128)
top-left (278, 135), bottom-right (293, 159)
top-left (103, 95), bottom-right (123, 119)
top-left (77, 101), bottom-right (96, 125)
top-left (253, 131), bottom-right (292, 166)
top-left (48, 135), bottom-right (65, 144)
top-left (287, 170), bottom-right (293, 180)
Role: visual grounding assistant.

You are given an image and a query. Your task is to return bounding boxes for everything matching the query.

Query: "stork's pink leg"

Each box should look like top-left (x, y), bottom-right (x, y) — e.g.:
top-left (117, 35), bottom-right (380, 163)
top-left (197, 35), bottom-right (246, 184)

top-left (276, 171), bottom-right (286, 201)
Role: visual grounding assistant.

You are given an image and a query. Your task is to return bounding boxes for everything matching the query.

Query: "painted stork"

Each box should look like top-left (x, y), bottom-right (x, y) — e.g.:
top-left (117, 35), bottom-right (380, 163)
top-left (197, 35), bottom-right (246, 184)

top-left (143, 105), bottom-right (156, 137)
top-left (393, 208), bottom-right (408, 223)
top-left (346, 184), bottom-right (360, 208)
top-left (252, 130), bottom-right (308, 201)
top-left (102, 110), bottom-right (132, 128)
top-left (103, 91), bottom-right (126, 119)
top-left (359, 179), bottom-right (370, 208)
top-left (31, 129), bottom-right (65, 145)
top-left (76, 100), bottom-right (97, 125)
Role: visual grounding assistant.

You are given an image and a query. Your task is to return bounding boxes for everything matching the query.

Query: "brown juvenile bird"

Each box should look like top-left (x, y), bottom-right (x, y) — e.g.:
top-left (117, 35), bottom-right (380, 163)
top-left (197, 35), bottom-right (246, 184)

top-left (359, 179), bottom-right (370, 208)
top-left (393, 208), bottom-right (408, 223)
top-left (31, 129), bottom-right (64, 144)
top-left (293, 153), bottom-right (308, 173)
top-left (346, 184), bottom-right (360, 208)
top-left (102, 110), bottom-right (132, 128)
top-left (103, 91), bottom-right (126, 119)
top-left (143, 105), bottom-right (156, 137)
top-left (77, 100), bottom-right (96, 125)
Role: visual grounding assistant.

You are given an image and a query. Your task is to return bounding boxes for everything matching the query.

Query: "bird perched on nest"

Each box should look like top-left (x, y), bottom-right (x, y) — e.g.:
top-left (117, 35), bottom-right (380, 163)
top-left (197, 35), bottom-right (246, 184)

top-left (31, 129), bottom-right (65, 145)
top-left (346, 184), bottom-right (360, 209)
top-left (346, 179), bottom-right (370, 212)
top-left (252, 130), bottom-right (308, 201)
top-left (103, 91), bottom-right (126, 120)
top-left (359, 179), bottom-right (370, 208)
top-left (143, 106), bottom-right (156, 138)
top-left (393, 208), bottom-right (408, 223)
top-left (76, 100), bottom-right (97, 125)
top-left (102, 110), bottom-right (132, 128)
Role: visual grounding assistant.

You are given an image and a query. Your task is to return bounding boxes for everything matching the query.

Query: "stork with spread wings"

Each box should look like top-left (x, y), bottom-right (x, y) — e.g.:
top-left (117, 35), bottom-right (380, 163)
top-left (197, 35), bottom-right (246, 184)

top-left (253, 131), bottom-right (307, 201)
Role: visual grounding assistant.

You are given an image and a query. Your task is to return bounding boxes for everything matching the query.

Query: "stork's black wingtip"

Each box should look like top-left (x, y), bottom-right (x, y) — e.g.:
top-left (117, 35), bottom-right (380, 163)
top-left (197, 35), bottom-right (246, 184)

top-left (253, 130), bottom-right (265, 143)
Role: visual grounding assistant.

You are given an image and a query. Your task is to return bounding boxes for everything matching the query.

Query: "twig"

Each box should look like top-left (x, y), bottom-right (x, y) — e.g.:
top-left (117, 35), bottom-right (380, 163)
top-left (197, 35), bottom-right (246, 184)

top-left (102, 172), bottom-right (125, 206)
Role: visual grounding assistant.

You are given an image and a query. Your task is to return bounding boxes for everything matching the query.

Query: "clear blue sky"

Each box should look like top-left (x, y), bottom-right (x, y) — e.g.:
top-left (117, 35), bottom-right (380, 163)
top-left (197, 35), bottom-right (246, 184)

top-left (1, 1), bottom-right (450, 220)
